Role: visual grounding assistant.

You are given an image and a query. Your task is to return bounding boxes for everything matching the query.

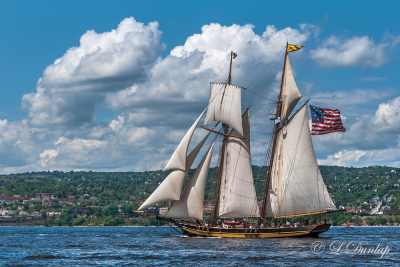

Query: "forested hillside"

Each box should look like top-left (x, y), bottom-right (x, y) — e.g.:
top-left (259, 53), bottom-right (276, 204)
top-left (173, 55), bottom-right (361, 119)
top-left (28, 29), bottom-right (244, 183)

top-left (1, 165), bottom-right (399, 209)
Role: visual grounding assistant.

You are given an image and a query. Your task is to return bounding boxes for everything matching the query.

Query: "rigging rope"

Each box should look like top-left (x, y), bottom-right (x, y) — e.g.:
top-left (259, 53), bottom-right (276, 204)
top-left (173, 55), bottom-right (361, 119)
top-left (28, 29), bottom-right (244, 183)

top-left (167, 136), bottom-right (218, 220)
top-left (165, 221), bottom-right (184, 234)
top-left (161, 55), bottom-right (233, 178)
top-left (247, 103), bottom-right (276, 107)
top-left (154, 45), bottom-right (292, 219)
top-left (272, 109), bottom-right (328, 218)
top-left (257, 121), bottom-right (274, 218)
top-left (218, 135), bottom-right (259, 218)
top-left (245, 45), bottom-right (286, 90)
top-left (163, 43), bottom-right (287, 172)
top-left (165, 45), bottom-right (286, 170)
top-left (243, 89), bottom-right (277, 103)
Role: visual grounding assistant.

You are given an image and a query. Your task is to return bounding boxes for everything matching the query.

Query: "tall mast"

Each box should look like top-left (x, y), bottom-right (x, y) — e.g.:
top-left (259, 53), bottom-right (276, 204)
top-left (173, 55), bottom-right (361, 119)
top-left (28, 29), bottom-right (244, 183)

top-left (228, 51), bottom-right (233, 84)
top-left (260, 43), bottom-right (288, 223)
top-left (212, 51), bottom-right (233, 226)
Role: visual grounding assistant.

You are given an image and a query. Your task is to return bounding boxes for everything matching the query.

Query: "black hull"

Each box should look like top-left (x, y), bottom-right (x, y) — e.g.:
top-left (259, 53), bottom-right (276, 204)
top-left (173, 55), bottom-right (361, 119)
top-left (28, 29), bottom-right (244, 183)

top-left (177, 223), bottom-right (331, 238)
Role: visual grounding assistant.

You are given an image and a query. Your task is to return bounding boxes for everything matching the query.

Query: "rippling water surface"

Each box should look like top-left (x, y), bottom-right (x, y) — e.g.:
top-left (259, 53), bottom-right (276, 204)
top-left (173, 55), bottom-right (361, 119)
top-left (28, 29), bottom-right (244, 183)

top-left (0, 226), bottom-right (398, 266)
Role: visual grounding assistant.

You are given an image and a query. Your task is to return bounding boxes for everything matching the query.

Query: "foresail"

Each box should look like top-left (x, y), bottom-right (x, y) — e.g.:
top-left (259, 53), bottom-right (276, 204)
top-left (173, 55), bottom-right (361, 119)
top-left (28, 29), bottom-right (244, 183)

top-left (138, 133), bottom-right (211, 211)
top-left (138, 170), bottom-right (185, 211)
top-left (265, 105), bottom-right (336, 218)
top-left (164, 109), bottom-right (207, 171)
top-left (280, 55), bottom-right (302, 124)
top-left (165, 139), bottom-right (216, 220)
top-left (218, 109), bottom-right (260, 218)
top-left (204, 83), bottom-right (243, 136)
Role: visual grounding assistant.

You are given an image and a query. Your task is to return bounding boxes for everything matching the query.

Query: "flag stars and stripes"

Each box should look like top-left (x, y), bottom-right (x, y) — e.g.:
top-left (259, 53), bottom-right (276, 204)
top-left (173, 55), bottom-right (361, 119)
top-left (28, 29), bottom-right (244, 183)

top-left (310, 105), bottom-right (346, 135)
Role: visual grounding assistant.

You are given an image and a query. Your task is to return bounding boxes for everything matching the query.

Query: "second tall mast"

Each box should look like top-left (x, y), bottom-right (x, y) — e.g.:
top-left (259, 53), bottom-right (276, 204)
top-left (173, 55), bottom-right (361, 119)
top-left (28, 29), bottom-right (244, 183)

top-left (260, 43), bottom-right (288, 223)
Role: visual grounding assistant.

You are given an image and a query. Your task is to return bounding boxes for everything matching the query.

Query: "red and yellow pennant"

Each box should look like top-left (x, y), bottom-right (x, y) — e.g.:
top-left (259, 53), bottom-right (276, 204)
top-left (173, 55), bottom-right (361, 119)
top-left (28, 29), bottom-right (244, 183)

top-left (232, 52), bottom-right (238, 59)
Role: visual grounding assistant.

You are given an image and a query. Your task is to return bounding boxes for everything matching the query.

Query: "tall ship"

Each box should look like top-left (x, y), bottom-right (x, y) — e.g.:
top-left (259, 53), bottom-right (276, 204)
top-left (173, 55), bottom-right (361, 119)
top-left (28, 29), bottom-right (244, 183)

top-left (136, 43), bottom-right (341, 238)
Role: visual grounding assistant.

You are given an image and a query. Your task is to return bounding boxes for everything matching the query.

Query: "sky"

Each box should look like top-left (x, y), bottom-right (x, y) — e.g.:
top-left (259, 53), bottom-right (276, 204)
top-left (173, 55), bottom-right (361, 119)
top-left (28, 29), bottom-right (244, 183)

top-left (0, 0), bottom-right (400, 174)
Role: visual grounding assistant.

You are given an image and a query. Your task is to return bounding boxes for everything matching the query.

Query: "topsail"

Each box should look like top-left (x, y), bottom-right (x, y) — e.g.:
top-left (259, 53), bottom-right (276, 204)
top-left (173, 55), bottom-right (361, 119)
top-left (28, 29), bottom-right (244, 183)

top-left (204, 83), bottom-right (243, 136)
top-left (280, 55), bottom-right (302, 125)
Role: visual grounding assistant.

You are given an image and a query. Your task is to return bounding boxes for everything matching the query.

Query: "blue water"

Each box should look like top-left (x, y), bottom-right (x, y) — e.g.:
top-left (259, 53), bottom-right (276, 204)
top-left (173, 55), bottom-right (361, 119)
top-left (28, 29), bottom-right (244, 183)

top-left (0, 226), bottom-right (398, 266)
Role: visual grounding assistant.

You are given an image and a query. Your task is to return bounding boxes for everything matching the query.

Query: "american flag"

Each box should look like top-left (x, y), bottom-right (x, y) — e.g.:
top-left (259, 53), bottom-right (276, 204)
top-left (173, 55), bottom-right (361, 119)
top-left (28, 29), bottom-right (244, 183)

top-left (310, 105), bottom-right (346, 135)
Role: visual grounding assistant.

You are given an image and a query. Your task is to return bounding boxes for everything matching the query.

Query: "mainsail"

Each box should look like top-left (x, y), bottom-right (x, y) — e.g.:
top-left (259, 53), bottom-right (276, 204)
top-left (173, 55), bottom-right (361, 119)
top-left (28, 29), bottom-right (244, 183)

top-left (165, 139), bottom-right (216, 220)
top-left (204, 83), bottom-right (243, 136)
top-left (218, 109), bottom-right (260, 218)
top-left (280, 55), bottom-right (302, 125)
top-left (264, 105), bottom-right (336, 218)
top-left (164, 109), bottom-right (207, 171)
top-left (138, 132), bottom-right (210, 211)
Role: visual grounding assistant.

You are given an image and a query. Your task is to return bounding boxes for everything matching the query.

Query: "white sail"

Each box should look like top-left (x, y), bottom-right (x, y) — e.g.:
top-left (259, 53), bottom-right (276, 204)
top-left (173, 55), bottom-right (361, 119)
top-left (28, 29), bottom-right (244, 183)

top-left (164, 109), bottom-right (207, 171)
top-left (218, 109), bottom-right (260, 218)
top-left (265, 105), bottom-right (336, 218)
top-left (204, 83), bottom-right (243, 136)
top-left (138, 132), bottom-right (210, 211)
top-left (165, 139), bottom-right (216, 220)
top-left (280, 55), bottom-right (302, 124)
top-left (138, 170), bottom-right (185, 211)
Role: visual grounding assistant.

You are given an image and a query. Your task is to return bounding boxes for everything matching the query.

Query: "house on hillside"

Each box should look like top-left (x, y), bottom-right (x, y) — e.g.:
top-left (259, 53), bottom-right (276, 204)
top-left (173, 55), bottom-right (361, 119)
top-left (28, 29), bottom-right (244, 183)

top-left (369, 183), bottom-right (379, 188)
top-left (35, 193), bottom-right (51, 201)
top-left (47, 212), bottom-right (61, 219)
top-left (0, 209), bottom-right (15, 216)
top-left (371, 196), bottom-right (379, 204)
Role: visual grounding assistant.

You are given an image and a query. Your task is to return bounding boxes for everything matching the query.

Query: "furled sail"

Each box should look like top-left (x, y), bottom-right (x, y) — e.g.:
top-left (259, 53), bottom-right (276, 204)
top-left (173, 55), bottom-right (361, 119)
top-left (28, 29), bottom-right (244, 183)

top-left (280, 55), bottom-right (302, 125)
top-left (138, 132), bottom-right (211, 211)
top-left (218, 109), bottom-right (260, 218)
top-left (265, 105), bottom-right (336, 218)
top-left (165, 139), bottom-right (216, 220)
top-left (164, 109), bottom-right (207, 171)
top-left (204, 83), bottom-right (243, 136)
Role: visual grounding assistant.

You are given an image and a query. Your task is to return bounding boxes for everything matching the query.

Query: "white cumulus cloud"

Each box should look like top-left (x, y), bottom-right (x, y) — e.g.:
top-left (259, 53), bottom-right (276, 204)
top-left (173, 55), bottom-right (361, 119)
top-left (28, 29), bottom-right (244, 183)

top-left (315, 95), bottom-right (400, 167)
top-left (21, 17), bottom-right (165, 128)
top-left (1, 17), bottom-right (398, 174)
top-left (12, 19), bottom-right (317, 173)
top-left (310, 31), bottom-right (400, 68)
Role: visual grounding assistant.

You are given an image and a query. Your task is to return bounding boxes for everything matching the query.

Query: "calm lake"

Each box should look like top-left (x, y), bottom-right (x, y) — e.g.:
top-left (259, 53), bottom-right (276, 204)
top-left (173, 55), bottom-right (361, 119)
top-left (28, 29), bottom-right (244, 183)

top-left (0, 226), bottom-right (398, 266)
